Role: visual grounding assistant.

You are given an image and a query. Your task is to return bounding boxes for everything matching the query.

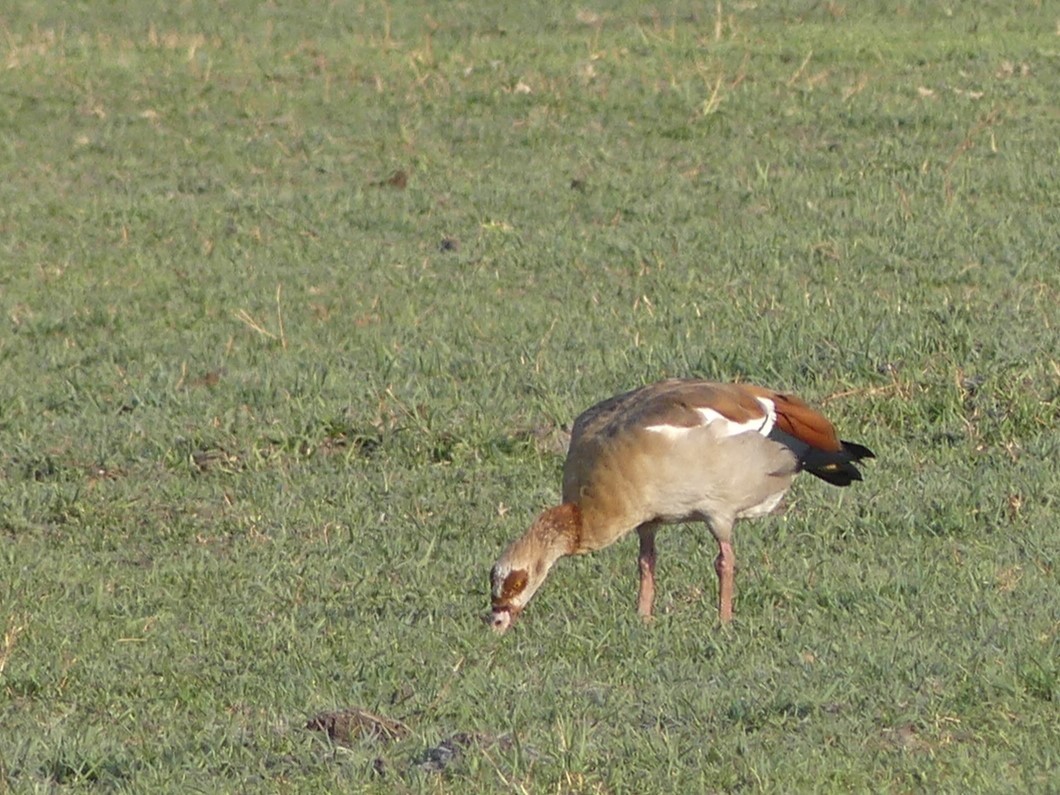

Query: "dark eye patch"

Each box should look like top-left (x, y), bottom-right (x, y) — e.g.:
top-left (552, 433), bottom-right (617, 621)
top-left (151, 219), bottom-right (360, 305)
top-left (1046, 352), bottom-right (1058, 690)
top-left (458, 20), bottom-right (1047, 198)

top-left (501, 569), bottom-right (528, 600)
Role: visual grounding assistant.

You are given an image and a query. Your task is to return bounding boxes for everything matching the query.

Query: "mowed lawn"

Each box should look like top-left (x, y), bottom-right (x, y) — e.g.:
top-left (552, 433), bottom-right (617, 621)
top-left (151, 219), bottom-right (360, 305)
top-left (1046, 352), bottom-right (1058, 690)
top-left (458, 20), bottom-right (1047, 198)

top-left (1, 1), bottom-right (1057, 791)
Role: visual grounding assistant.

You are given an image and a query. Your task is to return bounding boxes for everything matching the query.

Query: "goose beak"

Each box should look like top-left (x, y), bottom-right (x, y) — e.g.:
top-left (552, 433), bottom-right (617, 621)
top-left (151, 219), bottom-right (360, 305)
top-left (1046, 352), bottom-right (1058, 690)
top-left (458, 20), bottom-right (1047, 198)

top-left (487, 604), bottom-right (522, 633)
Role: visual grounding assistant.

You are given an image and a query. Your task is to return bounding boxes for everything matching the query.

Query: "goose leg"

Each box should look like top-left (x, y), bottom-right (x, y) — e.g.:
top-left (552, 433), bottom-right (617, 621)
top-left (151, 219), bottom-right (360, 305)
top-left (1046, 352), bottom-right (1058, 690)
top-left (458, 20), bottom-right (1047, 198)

top-left (714, 539), bottom-right (735, 623)
top-left (637, 523), bottom-right (658, 620)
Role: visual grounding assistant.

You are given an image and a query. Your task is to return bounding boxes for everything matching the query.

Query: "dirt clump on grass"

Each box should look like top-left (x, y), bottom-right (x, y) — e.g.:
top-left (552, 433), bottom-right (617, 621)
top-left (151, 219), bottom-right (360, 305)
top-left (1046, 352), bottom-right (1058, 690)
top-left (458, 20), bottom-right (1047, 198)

top-left (417, 732), bottom-right (518, 773)
top-left (305, 707), bottom-right (410, 747)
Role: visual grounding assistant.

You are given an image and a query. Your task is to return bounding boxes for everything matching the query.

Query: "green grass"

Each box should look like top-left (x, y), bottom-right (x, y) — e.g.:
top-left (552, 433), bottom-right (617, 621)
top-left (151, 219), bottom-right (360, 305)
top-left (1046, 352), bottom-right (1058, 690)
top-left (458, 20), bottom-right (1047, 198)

top-left (1, 0), bottom-right (1058, 791)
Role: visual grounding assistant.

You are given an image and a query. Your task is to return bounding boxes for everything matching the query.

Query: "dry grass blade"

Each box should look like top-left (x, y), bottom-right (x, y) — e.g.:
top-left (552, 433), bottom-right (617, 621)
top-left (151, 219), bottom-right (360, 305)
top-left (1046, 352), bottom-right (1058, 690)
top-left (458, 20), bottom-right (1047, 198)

top-left (233, 284), bottom-right (287, 348)
top-left (700, 72), bottom-right (725, 116)
top-left (275, 284), bottom-right (287, 350)
top-left (233, 309), bottom-right (277, 341)
top-left (943, 108), bottom-right (1003, 203)
top-left (0, 615), bottom-right (27, 678)
top-left (787, 49), bottom-right (814, 86)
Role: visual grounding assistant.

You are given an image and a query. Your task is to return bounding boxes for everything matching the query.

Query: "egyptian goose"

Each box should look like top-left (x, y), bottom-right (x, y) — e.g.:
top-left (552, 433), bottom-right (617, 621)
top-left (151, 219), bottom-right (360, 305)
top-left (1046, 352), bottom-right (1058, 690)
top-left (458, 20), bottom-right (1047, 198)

top-left (489, 379), bottom-right (874, 631)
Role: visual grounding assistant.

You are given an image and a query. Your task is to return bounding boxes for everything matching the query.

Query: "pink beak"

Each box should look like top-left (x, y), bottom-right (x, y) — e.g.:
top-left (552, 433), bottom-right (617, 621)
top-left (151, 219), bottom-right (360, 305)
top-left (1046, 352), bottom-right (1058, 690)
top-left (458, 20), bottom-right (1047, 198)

top-left (487, 604), bottom-right (522, 633)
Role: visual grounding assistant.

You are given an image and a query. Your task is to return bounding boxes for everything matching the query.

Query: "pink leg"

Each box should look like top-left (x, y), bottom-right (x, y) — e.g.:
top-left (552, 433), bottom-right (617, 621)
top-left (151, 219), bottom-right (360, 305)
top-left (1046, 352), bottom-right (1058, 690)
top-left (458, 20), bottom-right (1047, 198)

top-left (714, 540), bottom-right (735, 623)
top-left (637, 524), bottom-right (657, 620)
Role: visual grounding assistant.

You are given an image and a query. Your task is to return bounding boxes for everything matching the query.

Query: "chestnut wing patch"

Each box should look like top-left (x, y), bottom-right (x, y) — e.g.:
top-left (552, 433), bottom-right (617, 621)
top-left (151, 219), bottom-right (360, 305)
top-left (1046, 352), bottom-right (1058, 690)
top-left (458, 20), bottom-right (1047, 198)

top-left (768, 392), bottom-right (843, 453)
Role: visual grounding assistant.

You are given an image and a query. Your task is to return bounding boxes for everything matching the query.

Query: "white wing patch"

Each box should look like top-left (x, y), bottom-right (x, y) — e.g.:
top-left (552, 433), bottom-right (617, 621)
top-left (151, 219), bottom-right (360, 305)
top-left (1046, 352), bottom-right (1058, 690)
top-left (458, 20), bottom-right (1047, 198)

top-left (645, 397), bottom-right (776, 440)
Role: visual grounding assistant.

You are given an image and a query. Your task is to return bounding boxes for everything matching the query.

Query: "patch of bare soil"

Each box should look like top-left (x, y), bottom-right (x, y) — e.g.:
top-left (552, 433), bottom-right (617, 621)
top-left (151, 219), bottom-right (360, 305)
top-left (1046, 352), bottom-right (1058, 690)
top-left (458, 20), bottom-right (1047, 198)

top-left (417, 731), bottom-right (516, 773)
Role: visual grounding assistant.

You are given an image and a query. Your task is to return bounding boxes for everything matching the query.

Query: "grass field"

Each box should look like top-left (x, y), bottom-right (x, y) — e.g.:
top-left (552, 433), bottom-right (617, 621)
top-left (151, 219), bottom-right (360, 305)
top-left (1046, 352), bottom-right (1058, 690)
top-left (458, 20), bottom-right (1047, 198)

top-left (1, 1), bottom-right (1058, 791)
